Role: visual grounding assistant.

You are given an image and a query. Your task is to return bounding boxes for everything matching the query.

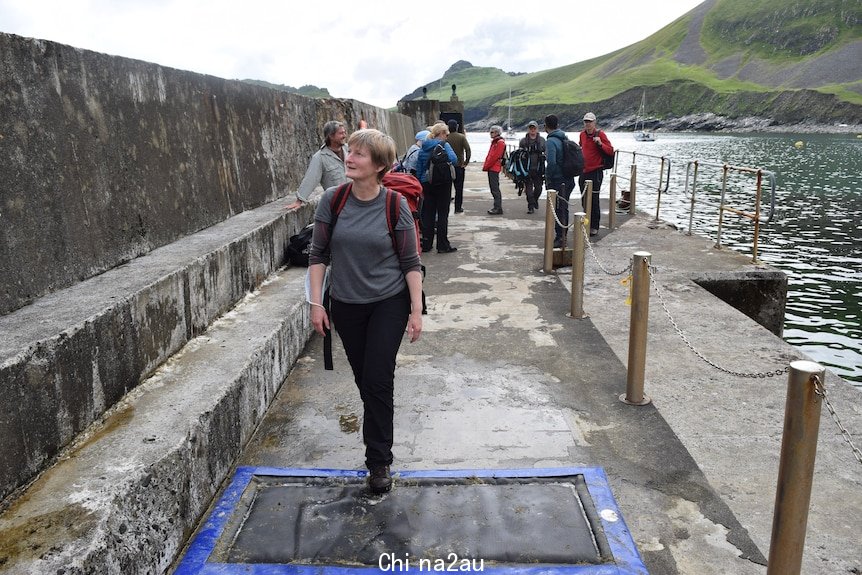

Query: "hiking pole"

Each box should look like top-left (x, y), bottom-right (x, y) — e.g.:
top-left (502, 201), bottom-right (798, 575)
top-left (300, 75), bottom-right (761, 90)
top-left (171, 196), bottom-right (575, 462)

top-left (544, 190), bottom-right (557, 273)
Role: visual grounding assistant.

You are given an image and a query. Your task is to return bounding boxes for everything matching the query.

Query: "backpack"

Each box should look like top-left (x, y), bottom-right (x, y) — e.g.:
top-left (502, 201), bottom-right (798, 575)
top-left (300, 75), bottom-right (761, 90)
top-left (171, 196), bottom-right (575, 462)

top-left (427, 144), bottom-right (454, 184)
top-left (393, 148), bottom-right (418, 174)
top-left (561, 138), bottom-right (585, 178)
top-left (381, 172), bottom-right (424, 251)
top-left (286, 224), bottom-right (314, 266)
top-left (506, 148), bottom-right (531, 183)
top-left (322, 179), bottom-right (427, 369)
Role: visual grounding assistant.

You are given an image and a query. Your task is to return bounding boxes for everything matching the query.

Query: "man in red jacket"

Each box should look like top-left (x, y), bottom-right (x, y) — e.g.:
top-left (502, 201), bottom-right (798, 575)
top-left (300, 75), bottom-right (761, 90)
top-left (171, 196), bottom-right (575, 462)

top-left (482, 125), bottom-right (507, 215)
top-left (579, 112), bottom-right (614, 236)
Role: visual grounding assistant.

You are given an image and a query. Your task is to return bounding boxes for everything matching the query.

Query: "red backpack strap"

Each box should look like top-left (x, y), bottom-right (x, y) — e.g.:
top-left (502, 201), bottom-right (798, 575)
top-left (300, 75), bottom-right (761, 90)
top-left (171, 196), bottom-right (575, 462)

top-left (329, 182), bottom-right (352, 233)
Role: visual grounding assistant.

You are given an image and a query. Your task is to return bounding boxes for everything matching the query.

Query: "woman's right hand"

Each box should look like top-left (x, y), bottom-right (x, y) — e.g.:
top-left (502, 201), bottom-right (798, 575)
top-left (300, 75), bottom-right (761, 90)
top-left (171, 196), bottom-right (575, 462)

top-left (310, 304), bottom-right (329, 336)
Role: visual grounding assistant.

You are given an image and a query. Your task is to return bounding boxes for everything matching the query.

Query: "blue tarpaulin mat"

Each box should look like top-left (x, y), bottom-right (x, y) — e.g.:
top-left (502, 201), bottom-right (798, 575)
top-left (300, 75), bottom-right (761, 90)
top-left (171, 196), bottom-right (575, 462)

top-left (174, 467), bottom-right (646, 574)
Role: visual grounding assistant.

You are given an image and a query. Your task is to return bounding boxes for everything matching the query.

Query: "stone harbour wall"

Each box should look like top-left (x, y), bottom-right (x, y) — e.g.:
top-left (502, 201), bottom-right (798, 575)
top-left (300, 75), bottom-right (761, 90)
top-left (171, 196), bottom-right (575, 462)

top-left (0, 31), bottom-right (413, 316)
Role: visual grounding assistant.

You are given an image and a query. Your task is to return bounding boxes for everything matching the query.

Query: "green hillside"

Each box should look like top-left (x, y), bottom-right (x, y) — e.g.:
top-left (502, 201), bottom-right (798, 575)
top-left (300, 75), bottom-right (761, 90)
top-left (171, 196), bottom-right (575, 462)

top-left (405, 0), bottom-right (862, 130)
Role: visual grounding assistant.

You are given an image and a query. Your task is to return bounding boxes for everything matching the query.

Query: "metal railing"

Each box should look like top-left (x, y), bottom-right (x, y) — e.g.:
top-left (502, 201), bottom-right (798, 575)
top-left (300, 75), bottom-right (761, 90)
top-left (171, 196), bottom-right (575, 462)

top-left (610, 150), bottom-right (671, 226)
top-left (683, 160), bottom-right (777, 264)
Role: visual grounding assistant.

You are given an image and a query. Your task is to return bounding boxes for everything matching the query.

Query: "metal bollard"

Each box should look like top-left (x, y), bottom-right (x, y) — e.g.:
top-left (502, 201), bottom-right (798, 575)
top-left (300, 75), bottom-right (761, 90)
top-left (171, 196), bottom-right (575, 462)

top-left (570, 212), bottom-right (586, 319)
top-left (621, 251), bottom-right (652, 405)
top-left (766, 361), bottom-right (825, 575)
top-left (608, 173), bottom-right (617, 230)
top-left (544, 190), bottom-right (557, 273)
top-left (583, 179), bottom-right (593, 231)
top-left (628, 164), bottom-right (637, 215)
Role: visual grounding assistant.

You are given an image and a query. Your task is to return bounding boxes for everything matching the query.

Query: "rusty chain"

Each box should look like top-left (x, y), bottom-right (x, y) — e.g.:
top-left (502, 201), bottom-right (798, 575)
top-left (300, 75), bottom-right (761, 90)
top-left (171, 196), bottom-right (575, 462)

top-left (813, 375), bottom-right (862, 466)
top-left (647, 265), bottom-right (789, 378)
top-left (580, 223), bottom-right (632, 276)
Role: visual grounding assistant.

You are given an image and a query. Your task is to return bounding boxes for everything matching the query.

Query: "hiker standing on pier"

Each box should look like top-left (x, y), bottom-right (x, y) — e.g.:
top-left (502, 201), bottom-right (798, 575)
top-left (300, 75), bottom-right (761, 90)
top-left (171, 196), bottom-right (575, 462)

top-left (306, 129), bottom-right (424, 495)
top-left (416, 122), bottom-right (459, 253)
top-left (446, 119), bottom-right (471, 214)
top-left (544, 114), bottom-right (576, 247)
top-left (579, 112), bottom-right (614, 236)
top-left (285, 120), bottom-right (350, 209)
top-left (483, 125), bottom-right (507, 215)
top-left (519, 120), bottom-right (546, 214)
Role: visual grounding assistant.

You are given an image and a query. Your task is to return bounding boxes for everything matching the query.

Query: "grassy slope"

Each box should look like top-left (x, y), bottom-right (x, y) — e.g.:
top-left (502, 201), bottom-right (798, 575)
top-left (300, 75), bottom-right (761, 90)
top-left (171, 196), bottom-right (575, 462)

top-left (419, 0), bottom-right (862, 113)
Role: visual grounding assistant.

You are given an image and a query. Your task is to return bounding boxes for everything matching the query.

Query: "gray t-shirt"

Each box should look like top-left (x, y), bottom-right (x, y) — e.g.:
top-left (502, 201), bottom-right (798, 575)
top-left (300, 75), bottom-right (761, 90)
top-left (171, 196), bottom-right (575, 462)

top-left (309, 185), bottom-right (420, 304)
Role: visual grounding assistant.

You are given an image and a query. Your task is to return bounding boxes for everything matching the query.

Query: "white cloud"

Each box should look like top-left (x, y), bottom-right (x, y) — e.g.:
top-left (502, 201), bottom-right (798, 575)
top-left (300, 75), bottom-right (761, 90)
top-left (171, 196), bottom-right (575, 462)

top-left (0, 0), bottom-right (705, 107)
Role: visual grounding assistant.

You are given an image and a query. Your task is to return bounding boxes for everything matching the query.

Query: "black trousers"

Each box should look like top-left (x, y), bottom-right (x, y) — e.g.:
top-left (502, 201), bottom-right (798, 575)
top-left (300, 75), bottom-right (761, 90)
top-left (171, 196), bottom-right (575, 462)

top-left (421, 181), bottom-right (453, 250)
top-left (579, 169), bottom-right (604, 230)
top-left (453, 166), bottom-right (466, 212)
top-left (548, 178), bottom-right (576, 241)
top-left (331, 288), bottom-right (410, 468)
top-left (524, 172), bottom-right (543, 210)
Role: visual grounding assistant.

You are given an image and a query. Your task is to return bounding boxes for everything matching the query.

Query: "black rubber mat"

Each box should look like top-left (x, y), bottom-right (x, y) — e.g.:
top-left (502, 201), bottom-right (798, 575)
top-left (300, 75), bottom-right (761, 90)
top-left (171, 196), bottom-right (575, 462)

top-left (175, 467), bottom-right (648, 574)
top-left (210, 475), bottom-right (612, 566)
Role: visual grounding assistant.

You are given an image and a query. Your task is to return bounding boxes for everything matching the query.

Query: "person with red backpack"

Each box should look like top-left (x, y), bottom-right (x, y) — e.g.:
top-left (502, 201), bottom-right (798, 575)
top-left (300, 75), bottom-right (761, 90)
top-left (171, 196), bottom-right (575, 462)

top-left (306, 129), bottom-right (423, 495)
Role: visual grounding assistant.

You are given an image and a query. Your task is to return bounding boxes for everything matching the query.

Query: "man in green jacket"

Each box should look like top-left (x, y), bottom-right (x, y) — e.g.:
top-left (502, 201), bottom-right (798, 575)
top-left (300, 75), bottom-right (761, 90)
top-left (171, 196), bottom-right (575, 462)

top-left (446, 119), bottom-right (471, 214)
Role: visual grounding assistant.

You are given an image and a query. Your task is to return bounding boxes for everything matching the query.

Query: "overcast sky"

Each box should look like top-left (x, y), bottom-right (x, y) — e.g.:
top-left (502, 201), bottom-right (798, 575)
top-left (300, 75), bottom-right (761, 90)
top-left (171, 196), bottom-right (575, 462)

top-left (1, 0), bottom-right (705, 108)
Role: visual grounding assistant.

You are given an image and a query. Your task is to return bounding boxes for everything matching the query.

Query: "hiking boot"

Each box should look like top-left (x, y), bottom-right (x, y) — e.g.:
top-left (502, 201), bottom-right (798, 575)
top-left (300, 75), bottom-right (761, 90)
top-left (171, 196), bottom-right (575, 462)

top-left (527, 207), bottom-right (534, 214)
top-left (368, 465), bottom-right (392, 494)
top-left (487, 207), bottom-right (503, 215)
top-left (454, 209), bottom-right (464, 214)
top-left (590, 228), bottom-right (599, 237)
top-left (553, 238), bottom-right (563, 249)
top-left (438, 246), bottom-right (458, 254)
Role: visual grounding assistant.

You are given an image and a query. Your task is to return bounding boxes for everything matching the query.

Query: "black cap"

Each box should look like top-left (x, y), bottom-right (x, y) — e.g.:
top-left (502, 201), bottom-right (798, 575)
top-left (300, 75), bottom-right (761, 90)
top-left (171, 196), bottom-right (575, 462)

top-left (447, 119), bottom-right (458, 131)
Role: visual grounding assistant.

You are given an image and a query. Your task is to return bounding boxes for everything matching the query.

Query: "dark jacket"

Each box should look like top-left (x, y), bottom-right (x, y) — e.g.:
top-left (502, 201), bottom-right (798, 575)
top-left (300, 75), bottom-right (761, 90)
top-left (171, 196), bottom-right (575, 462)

top-left (545, 129), bottom-right (567, 184)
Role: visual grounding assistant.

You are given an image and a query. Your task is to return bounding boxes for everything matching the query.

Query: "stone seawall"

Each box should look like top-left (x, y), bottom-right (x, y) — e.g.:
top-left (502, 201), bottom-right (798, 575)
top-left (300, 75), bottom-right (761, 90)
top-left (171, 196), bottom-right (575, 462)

top-left (0, 32), bottom-right (413, 316)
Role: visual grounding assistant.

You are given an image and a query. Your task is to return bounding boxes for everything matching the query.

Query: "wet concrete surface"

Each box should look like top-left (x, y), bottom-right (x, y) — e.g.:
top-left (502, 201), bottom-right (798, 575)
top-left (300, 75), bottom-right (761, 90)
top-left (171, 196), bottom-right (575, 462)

top-left (229, 165), bottom-right (862, 574)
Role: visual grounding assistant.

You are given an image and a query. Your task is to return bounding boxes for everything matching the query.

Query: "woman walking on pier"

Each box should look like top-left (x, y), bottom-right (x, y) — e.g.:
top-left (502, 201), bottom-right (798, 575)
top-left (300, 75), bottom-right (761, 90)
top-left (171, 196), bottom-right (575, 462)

top-left (306, 129), bottom-right (424, 495)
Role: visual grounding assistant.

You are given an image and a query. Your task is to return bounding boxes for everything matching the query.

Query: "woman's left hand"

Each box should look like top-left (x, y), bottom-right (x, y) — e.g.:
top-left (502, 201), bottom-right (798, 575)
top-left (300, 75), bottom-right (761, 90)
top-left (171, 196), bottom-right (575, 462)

top-left (406, 310), bottom-right (423, 343)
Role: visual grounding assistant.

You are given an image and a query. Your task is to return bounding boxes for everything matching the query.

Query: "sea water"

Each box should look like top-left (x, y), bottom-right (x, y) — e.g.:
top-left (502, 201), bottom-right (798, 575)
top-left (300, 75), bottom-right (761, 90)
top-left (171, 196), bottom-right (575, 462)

top-left (466, 131), bottom-right (862, 386)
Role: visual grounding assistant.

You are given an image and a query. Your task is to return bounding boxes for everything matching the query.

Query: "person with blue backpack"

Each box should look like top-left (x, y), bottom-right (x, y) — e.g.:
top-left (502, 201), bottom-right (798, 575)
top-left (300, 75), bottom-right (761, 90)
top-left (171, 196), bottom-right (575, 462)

top-left (544, 114), bottom-right (576, 248)
top-left (415, 122), bottom-right (459, 254)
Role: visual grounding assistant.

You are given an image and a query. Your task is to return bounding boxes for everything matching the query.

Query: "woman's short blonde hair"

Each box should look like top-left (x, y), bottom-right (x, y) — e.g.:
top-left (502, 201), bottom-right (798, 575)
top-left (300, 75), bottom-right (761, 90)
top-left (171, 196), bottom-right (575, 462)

top-left (429, 122), bottom-right (450, 139)
top-left (348, 129), bottom-right (396, 182)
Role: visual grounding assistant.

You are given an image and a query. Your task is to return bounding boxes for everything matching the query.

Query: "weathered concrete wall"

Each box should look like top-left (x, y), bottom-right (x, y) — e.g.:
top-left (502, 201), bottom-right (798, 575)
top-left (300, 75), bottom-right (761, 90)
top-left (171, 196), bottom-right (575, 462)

top-left (0, 198), bottom-right (311, 504)
top-left (694, 270), bottom-right (788, 336)
top-left (0, 32), bottom-right (413, 316)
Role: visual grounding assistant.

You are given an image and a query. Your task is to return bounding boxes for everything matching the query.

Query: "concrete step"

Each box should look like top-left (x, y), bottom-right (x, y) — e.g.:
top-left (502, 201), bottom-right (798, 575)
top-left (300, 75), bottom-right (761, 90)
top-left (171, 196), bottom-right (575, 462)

top-left (0, 263), bottom-right (311, 574)
top-left (0, 197), bottom-right (313, 507)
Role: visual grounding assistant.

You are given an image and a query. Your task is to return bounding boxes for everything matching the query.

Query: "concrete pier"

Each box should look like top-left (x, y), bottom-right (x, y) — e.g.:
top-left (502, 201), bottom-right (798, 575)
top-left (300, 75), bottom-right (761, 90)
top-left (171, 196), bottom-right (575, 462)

top-left (0, 165), bottom-right (860, 574)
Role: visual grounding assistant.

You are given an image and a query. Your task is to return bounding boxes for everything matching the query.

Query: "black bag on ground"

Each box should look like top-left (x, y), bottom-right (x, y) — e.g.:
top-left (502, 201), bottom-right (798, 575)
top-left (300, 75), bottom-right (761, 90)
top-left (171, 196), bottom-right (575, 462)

top-left (286, 224), bottom-right (314, 266)
top-left (428, 144), bottom-right (454, 184)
